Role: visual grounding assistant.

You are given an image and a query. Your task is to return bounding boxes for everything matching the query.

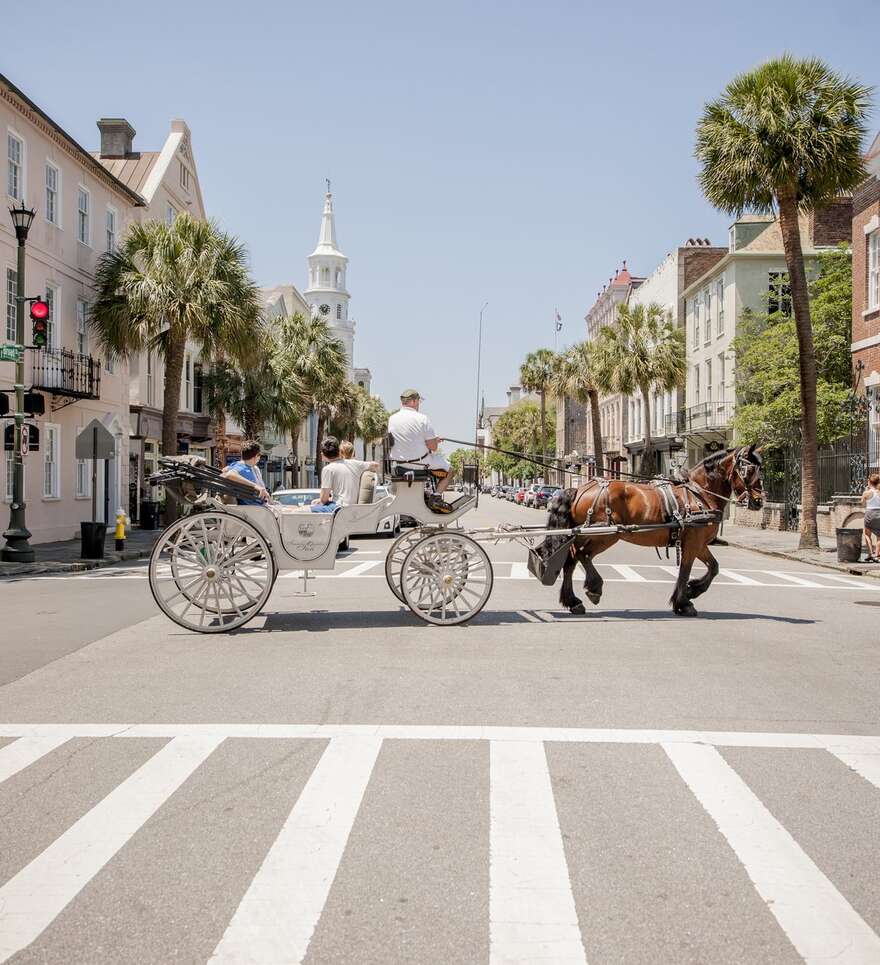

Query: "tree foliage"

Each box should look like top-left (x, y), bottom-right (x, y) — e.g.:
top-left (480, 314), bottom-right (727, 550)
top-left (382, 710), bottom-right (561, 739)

top-left (732, 245), bottom-right (854, 449)
top-left (487, 399), bottom-right (556, 480)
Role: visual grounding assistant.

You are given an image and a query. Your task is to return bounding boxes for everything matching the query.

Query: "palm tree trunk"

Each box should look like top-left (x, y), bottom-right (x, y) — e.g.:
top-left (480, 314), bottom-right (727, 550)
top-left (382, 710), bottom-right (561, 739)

top-left (641, 384), bottom-right (654, 477)
top-left (315, 412), bottom-right (325, 480)
top-left (588, 389), bottom-right (604, 478)
top-left (777, 190), bottom-right (819, 549)
top-left (289, 420), bottom-right (301, 487)
top-left (162, 327), bottom-right (186, 521)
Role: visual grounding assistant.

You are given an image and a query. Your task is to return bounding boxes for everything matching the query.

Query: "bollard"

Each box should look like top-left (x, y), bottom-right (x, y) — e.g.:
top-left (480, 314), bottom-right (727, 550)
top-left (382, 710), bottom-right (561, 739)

top-left (115, 509), bottom-right (126, 552)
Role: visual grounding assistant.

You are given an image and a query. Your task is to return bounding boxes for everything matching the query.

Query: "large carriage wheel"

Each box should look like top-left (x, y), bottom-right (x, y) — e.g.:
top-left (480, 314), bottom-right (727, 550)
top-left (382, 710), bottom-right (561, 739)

top-left (384, 528), bottom-right (427, 602)
top-left (401, 532), bottom-right (493, 626)
top-left (149, 512), bottom-right (274, 633)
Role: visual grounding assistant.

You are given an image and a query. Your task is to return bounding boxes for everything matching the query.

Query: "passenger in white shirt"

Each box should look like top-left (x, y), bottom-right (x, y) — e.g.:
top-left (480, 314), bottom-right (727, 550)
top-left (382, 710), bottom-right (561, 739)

top-left (388, 389), bottom-right (451, 497)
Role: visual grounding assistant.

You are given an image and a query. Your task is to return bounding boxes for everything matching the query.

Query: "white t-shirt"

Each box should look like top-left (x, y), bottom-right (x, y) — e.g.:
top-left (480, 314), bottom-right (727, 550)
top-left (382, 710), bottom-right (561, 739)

top-left (320, 458), bottom-right (372, 506)
top-left (388, 407), bottom-right (437, 462)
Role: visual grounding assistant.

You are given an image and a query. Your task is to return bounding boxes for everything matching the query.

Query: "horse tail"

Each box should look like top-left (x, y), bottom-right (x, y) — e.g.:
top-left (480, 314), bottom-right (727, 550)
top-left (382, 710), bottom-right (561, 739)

top-left (536, 488), bottom-right (576, 559)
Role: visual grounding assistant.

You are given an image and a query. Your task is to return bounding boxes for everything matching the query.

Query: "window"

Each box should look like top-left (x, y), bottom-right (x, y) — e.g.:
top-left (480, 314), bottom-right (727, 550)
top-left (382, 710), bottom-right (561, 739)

top-left (146, 352), bottom-right (154, 405)
top-left (45, 163), bottom-right (59, 225)
top-left (704, 288), bottom-right (712, 343)
top-left (692, 296), bottom-right (700, 347)
top-left (718, 353), bottom-right (726, 401)
top-left (6, 267), bottom-right (16, 342)
top-left (193, 363), bottom-right (204, 413)
top-left (869, 231), bottom-right (880, 312)
top-left (693, 365), bottom-right (700, 404)
top-left (321, 267), bottom-right (330, 285)
top-left (7, 133), bottom-right (23, 200)
top-left (768, 271), bottom-right (791, 315)
top-left (76, 458), bottom-right (90, 498)
top-left (705, 360), bottom-right (712, 403)
top-left (183, 354), bottom-right (192, 411)
top-left (166, 203), bottom-right (175, 225)
top-left (5, 451), bottom-right (22, 501)
top-left (76, 299), bottom-right (88, 355)
top-left (45, 285), bottom-right (58, 349)
top-left (43, 424), bottom-right (60, 498)
top-left (716, 277), bottom-right (724, 335)
top-left (336, 303), bottom-right (342, 319)
top-left (106, 206), bottom-right (116, 251)
top-left (77, 188), bottom-right (90, 244)
top-left (105, 353), bottom-right (114, 374)
top-left (179, 162), bottom-right (190, 191)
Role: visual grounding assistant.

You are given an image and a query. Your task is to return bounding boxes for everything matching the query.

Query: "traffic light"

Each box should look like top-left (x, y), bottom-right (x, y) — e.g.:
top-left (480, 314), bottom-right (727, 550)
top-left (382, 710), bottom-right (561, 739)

top-left (30, 299), bottom-right (49, 348)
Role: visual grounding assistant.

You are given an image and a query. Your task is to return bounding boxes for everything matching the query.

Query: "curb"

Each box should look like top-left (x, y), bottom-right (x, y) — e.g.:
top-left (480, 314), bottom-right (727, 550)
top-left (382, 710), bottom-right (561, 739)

top-left (723, 538), bottom-right (880, 581)
top-left (0, 546), bottom-right (154, 579)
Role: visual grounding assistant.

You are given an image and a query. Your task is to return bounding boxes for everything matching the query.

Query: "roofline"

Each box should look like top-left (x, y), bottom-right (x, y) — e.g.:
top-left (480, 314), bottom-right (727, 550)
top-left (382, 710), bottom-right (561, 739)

top-left (0, 72), bottom-right (146, 207)
top-left (680, 247), bottom-right (833, 299)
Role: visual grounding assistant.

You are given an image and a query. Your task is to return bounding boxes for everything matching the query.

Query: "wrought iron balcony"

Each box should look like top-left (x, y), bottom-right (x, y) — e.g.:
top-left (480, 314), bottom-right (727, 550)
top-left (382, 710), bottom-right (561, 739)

top-left (31, 348), bottom-right (101, 403)
top-left (665, 401), bottom-right (734, 436)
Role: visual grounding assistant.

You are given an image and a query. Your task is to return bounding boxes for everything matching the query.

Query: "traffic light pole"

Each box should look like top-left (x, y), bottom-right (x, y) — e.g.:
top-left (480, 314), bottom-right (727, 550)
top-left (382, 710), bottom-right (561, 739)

top-left (1, 236), bottom-right (34, 562)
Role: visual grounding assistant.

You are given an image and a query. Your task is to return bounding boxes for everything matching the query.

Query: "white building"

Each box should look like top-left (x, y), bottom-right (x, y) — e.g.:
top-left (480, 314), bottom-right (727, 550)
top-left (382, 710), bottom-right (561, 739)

top-left (1, 74), bottom-right (144, 543)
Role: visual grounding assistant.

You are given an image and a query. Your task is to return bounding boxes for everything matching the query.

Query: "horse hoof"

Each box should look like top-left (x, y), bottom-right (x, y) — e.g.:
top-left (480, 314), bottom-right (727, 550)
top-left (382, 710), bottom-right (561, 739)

top-left (586, 591), bottom-right (602, 605)
top-left (675, 603), bottom-right (698, 617)
top-left (570, 603), bottom-right (586, 615)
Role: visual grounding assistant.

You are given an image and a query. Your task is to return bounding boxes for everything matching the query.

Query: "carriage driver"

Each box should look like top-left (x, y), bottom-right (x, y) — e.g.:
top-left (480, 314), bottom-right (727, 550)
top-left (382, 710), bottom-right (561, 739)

top-left (388, 389), bottom-right (452, 512)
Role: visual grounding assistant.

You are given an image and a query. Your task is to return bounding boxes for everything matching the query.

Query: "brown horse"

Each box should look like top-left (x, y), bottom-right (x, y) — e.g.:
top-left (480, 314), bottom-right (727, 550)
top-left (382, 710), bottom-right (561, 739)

top-left (541, 446), bottom-right (764, 616)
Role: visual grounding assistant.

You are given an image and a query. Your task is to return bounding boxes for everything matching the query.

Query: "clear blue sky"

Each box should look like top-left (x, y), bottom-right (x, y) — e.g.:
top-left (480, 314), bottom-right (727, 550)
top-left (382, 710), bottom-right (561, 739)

top-left (5, 0), bottom-right (878, 445)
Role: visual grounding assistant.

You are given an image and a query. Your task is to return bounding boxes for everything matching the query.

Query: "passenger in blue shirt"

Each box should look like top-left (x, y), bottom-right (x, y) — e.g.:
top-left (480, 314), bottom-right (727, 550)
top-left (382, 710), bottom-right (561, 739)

top-left (221, 441), bottom-right (269, 505)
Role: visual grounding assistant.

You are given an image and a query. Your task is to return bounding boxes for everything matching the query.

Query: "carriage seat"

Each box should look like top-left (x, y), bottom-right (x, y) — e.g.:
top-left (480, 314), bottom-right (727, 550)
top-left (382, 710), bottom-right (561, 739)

top-left (389, 464), bottom-right (432, 482)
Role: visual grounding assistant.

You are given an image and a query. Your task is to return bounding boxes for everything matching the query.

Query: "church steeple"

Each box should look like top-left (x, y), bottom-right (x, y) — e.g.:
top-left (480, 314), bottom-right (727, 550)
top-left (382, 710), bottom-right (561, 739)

top-left (312, 179), bottom-right (342, 256)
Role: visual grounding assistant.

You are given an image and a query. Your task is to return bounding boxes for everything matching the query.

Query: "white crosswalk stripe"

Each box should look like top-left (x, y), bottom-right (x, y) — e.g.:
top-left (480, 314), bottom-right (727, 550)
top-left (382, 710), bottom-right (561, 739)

top-left (1, 725), bottom-right (879, 963)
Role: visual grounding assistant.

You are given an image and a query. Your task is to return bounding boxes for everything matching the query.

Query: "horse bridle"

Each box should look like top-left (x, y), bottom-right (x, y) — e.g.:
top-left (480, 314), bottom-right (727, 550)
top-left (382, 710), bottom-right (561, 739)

top-left (730, 448), bottom-right (763, 509)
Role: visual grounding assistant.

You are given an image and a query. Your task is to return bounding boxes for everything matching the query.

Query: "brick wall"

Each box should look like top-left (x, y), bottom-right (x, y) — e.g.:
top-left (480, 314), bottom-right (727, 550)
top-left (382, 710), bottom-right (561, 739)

top-left (852, 187), bottom-right (880, 366)
top-left (810, 197), bottom-right (853, 247)
top-left (680, 246), bottom-right (727, 291)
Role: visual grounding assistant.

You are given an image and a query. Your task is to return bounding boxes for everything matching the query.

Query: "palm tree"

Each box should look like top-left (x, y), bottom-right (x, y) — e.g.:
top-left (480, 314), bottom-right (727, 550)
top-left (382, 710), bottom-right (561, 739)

top-left (594, 302), bottom-right (686, 475)
top-left (695, 55), bottom-right (870, 548)
top-left (271, 313), bottom-right (348, 476)
top-left (359, 395), bottom-right (391, 462)
top-left (91, 213), bottom-right (262, 462)
top-left (519, 348), bottom-right (556, 466)
top-left (551, 341), bottom-right (605, 477)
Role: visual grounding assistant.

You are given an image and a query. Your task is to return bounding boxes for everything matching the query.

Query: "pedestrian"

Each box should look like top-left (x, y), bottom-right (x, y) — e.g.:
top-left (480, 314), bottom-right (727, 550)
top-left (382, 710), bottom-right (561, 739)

top-left (861, 472), bottom-right (880, 562)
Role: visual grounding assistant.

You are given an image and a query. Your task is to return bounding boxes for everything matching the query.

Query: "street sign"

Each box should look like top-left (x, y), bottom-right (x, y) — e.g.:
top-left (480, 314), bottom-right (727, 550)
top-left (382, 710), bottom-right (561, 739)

top-left (75, 419), bottom-right (115, 460)
top-left (20, 424), bottom-right (29, 457)
top-left (0, 344), bottom-right (23, 363)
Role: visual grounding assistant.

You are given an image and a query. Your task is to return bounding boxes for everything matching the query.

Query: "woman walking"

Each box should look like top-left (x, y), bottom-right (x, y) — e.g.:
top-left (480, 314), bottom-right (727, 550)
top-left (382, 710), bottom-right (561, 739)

top-left (861, 473), bottom-right (880, 562)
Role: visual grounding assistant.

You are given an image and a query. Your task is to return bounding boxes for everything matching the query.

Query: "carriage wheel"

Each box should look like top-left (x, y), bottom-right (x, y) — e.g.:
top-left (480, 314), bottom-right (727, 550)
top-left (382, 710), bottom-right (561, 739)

top-left (149, 512), bottom-right (274, 633)
top-left (400, 532), bottom-right (493, 626)
top-left (384, 528), bottom-right (428, 602)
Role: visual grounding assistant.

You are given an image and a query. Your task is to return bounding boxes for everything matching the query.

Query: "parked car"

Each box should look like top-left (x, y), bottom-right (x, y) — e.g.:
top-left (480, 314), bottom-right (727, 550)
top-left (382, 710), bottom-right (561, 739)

top-left (272, 488), bottom-right (351, 551)
top-left (372, 484), bottom-right (401, 537)
top-left (523, 484), bottom-right (542, 507)
top-left (504, 487), bottom-right (517, 502)
top-left (514, 488), bottom-right (527, 504)
top-left (534, 485), bottom-right (560, 509)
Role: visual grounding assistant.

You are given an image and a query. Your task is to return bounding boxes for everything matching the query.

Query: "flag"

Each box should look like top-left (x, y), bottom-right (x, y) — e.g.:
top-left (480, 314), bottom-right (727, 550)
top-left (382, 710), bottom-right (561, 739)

top-left (555, 309), bottom-right (563, 332)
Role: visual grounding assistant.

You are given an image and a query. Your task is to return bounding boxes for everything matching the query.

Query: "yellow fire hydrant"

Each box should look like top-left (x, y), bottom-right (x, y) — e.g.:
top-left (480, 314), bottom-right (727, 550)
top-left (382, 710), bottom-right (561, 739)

top-left (115, 509), bottom-right (127, 552)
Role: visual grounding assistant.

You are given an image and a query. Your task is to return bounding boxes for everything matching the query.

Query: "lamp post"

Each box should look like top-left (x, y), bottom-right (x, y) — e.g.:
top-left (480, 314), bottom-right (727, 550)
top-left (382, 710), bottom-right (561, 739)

top-left (474, 301), bottom-right (488, 452)
top-left (2, 201), bottom-right (37, 562)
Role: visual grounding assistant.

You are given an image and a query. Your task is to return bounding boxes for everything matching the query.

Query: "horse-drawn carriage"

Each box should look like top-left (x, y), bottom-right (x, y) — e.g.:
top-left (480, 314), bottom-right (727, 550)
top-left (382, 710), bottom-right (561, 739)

top-left (147, 446), bottom-right (763, 632)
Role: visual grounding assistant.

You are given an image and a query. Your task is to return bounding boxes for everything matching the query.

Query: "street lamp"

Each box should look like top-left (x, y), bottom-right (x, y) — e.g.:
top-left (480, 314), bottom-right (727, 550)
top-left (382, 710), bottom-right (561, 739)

top-left (474, 301), bottom-right (488, 452)
top-left (1, 201), bottom-right (37, 562)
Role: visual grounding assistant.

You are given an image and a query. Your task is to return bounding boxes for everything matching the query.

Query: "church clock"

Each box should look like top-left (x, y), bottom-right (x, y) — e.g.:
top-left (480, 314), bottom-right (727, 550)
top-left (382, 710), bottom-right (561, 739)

top-left (319, 303), bottom-right (330, 315)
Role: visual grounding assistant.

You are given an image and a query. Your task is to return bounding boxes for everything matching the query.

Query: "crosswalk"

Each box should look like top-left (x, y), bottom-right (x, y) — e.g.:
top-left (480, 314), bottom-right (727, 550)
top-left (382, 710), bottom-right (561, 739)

top-left (1, 723), bottom-right (879, 963)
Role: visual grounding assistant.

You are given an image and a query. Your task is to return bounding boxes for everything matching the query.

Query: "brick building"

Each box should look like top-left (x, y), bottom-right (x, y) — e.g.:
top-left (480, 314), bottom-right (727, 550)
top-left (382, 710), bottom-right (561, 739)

top-left (852, 131), bottom-right (880, 469)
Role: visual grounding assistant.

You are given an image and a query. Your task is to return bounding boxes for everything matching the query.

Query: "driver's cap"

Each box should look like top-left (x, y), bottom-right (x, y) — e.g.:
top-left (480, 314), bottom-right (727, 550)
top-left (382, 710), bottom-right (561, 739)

top-left (400, 388), bottom-right (423, 401)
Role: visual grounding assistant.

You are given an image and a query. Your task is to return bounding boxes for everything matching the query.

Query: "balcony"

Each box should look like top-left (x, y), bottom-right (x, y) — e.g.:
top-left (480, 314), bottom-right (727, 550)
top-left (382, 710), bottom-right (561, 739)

top-left (665, 401), bottom-right (734, 436)
top-left (32, 348), bottom-right (101, 406)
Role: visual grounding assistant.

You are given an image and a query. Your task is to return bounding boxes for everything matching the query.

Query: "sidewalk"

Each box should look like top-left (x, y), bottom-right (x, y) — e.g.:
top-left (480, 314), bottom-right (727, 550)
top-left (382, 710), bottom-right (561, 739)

top-left (0, 527), bottom-right (160, 578)
top-left (720, 524), bottom-right (880, 580)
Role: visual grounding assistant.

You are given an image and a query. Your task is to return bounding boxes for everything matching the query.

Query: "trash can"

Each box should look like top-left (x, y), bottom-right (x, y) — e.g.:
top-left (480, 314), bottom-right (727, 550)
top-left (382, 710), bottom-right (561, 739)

top-left (80, 521), bottom-right (107, 560)
top-left (835, 527), bottom-right (863, 563)
top-left (139, 500), bottom-right (159, 530)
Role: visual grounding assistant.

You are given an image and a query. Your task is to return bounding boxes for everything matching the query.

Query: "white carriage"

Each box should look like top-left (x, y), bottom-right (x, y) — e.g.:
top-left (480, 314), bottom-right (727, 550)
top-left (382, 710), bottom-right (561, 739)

top-left (147, 458), bottom-right (492, 632)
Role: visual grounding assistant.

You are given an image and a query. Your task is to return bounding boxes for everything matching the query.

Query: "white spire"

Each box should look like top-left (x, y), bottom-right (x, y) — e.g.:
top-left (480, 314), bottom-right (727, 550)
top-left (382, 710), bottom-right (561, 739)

top-left (311, 181), bottom-right (345, 258)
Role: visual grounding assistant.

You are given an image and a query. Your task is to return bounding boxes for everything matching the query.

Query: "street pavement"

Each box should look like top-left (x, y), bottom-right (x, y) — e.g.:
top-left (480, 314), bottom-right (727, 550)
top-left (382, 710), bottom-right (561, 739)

top-left (1, 495), bottom-right (879, 964)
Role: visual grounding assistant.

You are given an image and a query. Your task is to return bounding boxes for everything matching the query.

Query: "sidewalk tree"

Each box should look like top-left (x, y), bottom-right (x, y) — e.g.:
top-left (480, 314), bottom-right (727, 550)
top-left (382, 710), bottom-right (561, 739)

top-left (593, 302), bottom-right (685, 474)
top-left (695, 55), bottom-right (870, 548)
top-left (519, 348), bottom-right (556, 465)
top-left (733, 245), bottom-right (855, 450)
top-left (91, 213), bottom-right (262, 464)
top-left (358, 394), bottom-right (391, 461)
top-left (550, 341), bottom-right (605, 477)
top-left (490, 399), bottom-right (555, 480)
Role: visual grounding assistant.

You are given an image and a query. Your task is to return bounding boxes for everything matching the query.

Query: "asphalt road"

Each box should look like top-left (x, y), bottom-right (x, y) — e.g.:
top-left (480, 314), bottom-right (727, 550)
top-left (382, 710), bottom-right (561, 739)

top-left (1, 496), bottom-right (879, 964)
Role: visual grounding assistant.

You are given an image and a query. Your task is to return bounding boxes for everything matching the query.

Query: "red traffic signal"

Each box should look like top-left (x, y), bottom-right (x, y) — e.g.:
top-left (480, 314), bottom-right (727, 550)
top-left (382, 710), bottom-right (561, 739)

top-left (30, 299), bottom-right (49, 348)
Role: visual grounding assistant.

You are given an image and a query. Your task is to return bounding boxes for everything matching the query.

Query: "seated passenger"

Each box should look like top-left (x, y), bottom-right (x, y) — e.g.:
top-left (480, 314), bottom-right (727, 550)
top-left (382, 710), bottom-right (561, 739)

top-left (222, 440), bottom-right (269, 505)
top-left (311, 436), bottom-right (379, 512)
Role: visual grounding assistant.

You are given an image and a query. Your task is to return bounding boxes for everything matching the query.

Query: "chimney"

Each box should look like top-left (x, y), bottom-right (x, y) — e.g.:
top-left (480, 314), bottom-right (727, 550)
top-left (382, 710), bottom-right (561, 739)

top-left (97, 118), bottom-right (136, 158)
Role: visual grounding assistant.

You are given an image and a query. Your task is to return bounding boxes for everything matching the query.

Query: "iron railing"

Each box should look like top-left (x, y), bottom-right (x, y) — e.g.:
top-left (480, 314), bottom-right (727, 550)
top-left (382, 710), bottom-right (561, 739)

top-left (666, 401), bottom-right (734, 436)
top-left (32, 348), bottom-right (101, 400)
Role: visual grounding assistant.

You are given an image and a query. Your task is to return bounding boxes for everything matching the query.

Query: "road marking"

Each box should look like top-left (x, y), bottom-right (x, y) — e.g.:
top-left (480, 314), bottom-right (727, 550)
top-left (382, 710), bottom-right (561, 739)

top-left (0, 735), bottom-right (72, 785)
top-left (765, 570), bottom-right (827, 588)
top-left (607, 564), bottom-right (647, 581)
top-left (0, 735), bottom-right (221, 963)
top-left (490, 740), bottom-right (587, 964)
top-left (831, 752), bottom-right (880, 791)
top-left (210, 736), bottom-right (382, 965)
top-left (719, 569), bottom-right (764, 585)
top-left (516, 610), bottom-right (542, 623)
top-left (664, 742), bottom-right (880, 964)
top-left (337, 560), bottom-right (382, 578)
top-left (792, 572), bottom-right (872, 589)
